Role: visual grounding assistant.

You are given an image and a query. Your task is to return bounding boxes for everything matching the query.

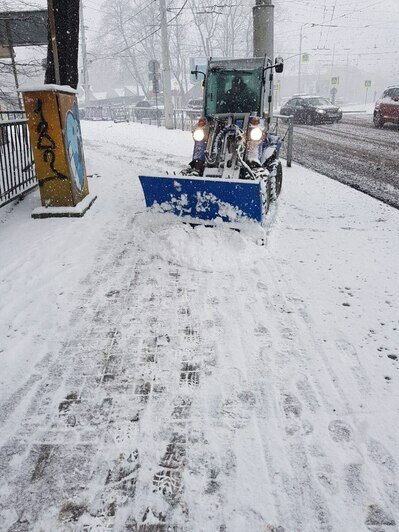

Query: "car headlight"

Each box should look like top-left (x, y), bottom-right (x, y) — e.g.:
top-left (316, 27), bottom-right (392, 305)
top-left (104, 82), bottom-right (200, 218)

top-left (250, 126), bottom-right (263, 141)
top-left (193, 127), bottom-right (205, 142)
top-left (337, 108), bottom-right (342, 113)
top-left (316, 109), bottom-right (326, 114)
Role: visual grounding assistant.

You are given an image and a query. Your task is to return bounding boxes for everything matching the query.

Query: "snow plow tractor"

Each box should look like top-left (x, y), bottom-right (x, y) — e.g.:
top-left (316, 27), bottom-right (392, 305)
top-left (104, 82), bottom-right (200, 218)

top-left (139, 56), bottom-right (284, 226)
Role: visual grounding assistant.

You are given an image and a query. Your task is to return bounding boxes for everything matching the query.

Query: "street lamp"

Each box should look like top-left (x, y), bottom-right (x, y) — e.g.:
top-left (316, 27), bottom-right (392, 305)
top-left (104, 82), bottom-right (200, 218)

top-left (297, 23), bottom-right (338, 94)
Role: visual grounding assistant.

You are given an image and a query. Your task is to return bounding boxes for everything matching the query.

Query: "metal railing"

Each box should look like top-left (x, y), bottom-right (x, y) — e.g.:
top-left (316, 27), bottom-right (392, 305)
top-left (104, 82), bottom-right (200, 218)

top-left (0, 118), bottom-right (36, 207)
top-left (0, 110), bottom-right (26, 122)
top-left (270, 114), bottom-right (294, 167)
top-left (81, 105), bottom-right (294, 167)
top-left (173, 108), bottom-right (200, 131)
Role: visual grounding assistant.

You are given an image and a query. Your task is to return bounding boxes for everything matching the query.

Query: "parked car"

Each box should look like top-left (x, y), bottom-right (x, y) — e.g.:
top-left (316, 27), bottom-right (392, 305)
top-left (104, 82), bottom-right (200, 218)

top-left (134, 100), bottom-right (162, 121)
top-left (186, 98), bottom-right (203, 118)
top-left (111, 107), bottom-right (130, 123)
top-left (280, 95), bottom-right (342, 125)
top-left (374, 86), bottom-right (399, 128)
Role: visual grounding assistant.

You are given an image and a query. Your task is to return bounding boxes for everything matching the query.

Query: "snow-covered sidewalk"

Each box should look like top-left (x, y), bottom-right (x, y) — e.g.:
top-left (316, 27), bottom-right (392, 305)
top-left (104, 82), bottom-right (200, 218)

top-left (0, 121), bottom-right (398, 531)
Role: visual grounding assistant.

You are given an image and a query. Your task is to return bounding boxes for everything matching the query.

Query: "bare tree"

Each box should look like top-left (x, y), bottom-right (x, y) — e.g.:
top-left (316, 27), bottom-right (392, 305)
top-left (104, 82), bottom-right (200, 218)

top-left (188, 0), bottom-right (221, 57)
top-left (93, 0), bottom-right (161, 99)
top-left (213, 0), bottom-right (249, 58)
top-left (169, 17), bottom-right (189, 104)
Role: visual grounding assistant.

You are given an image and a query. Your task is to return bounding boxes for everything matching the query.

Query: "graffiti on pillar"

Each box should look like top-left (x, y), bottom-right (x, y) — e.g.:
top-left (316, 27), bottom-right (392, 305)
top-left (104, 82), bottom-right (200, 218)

top-left (34, 98), bottom-right (68, 184)
top-left (65, 103), bottom-right (85, 192)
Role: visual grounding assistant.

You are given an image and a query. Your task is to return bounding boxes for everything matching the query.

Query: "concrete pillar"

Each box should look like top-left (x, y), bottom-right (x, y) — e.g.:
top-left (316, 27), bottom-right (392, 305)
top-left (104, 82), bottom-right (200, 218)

top-left (253, 0), bottom-right (274, 60)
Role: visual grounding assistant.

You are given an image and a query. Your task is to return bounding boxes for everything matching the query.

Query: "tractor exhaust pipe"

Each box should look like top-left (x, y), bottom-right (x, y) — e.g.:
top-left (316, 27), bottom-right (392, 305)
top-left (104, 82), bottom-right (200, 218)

top-left (253, 0), bottom-right (274, 60)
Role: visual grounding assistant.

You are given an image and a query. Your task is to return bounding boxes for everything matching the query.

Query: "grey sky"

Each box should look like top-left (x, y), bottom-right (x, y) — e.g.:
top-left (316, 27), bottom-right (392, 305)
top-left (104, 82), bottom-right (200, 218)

top-left (1, 0), bottom-right (398, 89)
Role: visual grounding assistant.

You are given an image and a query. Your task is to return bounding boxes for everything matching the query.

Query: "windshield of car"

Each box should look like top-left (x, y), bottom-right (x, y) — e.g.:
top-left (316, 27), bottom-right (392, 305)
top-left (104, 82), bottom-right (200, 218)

top-left (306, 97), bottom-right (332, 106)
top-left (205, 68), bottom-right (262, 115)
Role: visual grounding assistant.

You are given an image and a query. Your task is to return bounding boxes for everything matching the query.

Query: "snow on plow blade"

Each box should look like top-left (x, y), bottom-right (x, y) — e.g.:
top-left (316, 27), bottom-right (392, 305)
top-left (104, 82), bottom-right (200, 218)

top-left (139, 175), bottom-right (263, 224)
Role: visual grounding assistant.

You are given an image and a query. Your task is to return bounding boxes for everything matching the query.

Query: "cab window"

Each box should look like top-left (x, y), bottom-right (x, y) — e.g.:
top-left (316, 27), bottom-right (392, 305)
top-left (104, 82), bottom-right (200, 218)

top-left (205, 68), bottom-right (263, 115)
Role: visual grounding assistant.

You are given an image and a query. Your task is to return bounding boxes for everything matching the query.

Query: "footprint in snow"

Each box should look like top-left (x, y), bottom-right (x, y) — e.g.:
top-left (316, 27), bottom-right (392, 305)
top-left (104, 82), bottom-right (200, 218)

top-left (281, 327), bottom-right (295, 341)
top-left (365, 504), bottom-right (396, 527)
top-left (316, 466), bottom-right (339, 495)
top-left (328, 419), bottom-right (353, 443)
top-left (58, 392), bottom-right (80, 427)
top-left (336, 338), bottom-right (358, 357)
top-left (282, 393), bottom-right (302, 418)
top-left (367, 439), bottom-right (397, 472)
top-left (345, 463), bottom-right (365, 499)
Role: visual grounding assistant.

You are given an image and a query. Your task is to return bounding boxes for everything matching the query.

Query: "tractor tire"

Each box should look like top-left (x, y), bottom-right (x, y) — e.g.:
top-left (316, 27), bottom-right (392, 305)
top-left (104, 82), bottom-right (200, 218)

top-left (268, 161), bottom-right (283, 202)
top-left (262, 177), bottom-right (271, 216)
top-left (275, 161), bottom-right (283, 198)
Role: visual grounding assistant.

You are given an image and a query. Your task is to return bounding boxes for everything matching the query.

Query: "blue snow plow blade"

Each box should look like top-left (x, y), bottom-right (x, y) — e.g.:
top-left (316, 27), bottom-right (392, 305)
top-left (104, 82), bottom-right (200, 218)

top-left (139, 175), bottom-right (263, 224)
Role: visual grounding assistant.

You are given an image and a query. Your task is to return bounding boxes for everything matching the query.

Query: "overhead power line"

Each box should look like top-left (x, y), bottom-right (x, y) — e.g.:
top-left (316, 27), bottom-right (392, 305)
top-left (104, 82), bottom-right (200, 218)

top-left (90, 0), bottom-right (189, 63)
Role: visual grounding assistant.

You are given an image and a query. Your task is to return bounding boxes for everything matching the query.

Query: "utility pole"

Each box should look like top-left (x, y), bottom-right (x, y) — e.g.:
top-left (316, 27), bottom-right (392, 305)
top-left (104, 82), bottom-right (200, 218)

top-left (253, 0), bottom-right (274, 59)
top-left (80, 0), bottom-right (90, 108)
top-left (159, 0), bottom-right (174, 129)
top-left (47, 0), bottom-right (61, 84)
top-left (297, 25), bottom-right (304, 94)
top-left (330, 43), bottom-right (336, 76)
top-left (298, 23), bottom-right (338, 95)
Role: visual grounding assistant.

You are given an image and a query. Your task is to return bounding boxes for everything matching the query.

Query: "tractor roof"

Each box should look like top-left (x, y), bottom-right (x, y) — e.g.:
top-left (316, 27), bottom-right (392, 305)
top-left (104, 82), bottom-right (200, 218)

top-left (208, 57), bottom-right (268, 71)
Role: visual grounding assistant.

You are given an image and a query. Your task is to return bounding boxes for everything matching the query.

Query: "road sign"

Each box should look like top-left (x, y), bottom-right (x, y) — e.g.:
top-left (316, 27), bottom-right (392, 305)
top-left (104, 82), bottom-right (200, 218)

top-left (302, 53), bottom-right (309, 63)
top-left (148, 59), bottom-right (160, 73)
top-left (330, 76), bottom-right (339, 86)
top-left (365, 80), bottom-right (372, 88)
top-left (0, 10), bottom-right (47, 47)
top-left (149, 72), bottom-right (161, 82)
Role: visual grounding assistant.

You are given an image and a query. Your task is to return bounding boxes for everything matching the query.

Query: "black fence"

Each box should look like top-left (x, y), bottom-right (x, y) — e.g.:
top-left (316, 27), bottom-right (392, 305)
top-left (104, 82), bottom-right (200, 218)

top-left (0, 118), bottom-right (36, 207)
top-left (84, 105), bottom-right (164, 126)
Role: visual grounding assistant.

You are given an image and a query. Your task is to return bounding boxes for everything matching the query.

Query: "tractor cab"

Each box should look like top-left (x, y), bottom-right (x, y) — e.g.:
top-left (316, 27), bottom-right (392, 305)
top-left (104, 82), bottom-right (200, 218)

top-left (203, 57), bottom-right (270, 118)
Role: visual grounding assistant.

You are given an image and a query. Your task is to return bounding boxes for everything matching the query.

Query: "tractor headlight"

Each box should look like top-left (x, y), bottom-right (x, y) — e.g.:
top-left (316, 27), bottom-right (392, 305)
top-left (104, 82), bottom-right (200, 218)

top-left (316, 109), bottom-right (326, 114)
top-left (337, 108), bottom-right (342, 113)
top-left (193, 127), bottom-right (205, 142)
top-left (250, 126), bottom-right (263, 141)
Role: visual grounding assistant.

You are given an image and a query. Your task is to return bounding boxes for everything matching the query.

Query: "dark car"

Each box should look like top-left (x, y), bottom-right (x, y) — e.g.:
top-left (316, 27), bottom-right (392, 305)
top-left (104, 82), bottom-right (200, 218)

top-left (111, 107), bottom-right (130, 123)
top-left (374, 86), bottom-right (399, 128)
top-left (186, 98), bottom-right (203, 118)
top-left (280, 96), bottom-right (342, 125)
top-left (134, 100), bottom-right (162, 121)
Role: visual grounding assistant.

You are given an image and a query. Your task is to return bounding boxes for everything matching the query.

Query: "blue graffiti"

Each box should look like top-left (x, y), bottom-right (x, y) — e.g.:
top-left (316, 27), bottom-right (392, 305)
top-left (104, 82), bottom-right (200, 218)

top-left (65, 103), bottom-right (85, 192)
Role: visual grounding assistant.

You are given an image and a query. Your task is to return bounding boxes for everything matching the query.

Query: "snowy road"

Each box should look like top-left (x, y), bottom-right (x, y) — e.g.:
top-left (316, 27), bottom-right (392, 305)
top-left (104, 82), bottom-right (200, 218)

top-left (293, 114), bottom-right (399, 209)
top-left (1, 121), bottom-right (399, 531)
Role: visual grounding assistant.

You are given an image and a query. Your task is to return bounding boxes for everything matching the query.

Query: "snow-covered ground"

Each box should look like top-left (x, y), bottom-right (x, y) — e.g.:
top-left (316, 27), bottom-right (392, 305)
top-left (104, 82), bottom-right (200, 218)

top-left (341, 103), bottom-right (375, 115)
top-left (0, 121), bottom-right (398, 531)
